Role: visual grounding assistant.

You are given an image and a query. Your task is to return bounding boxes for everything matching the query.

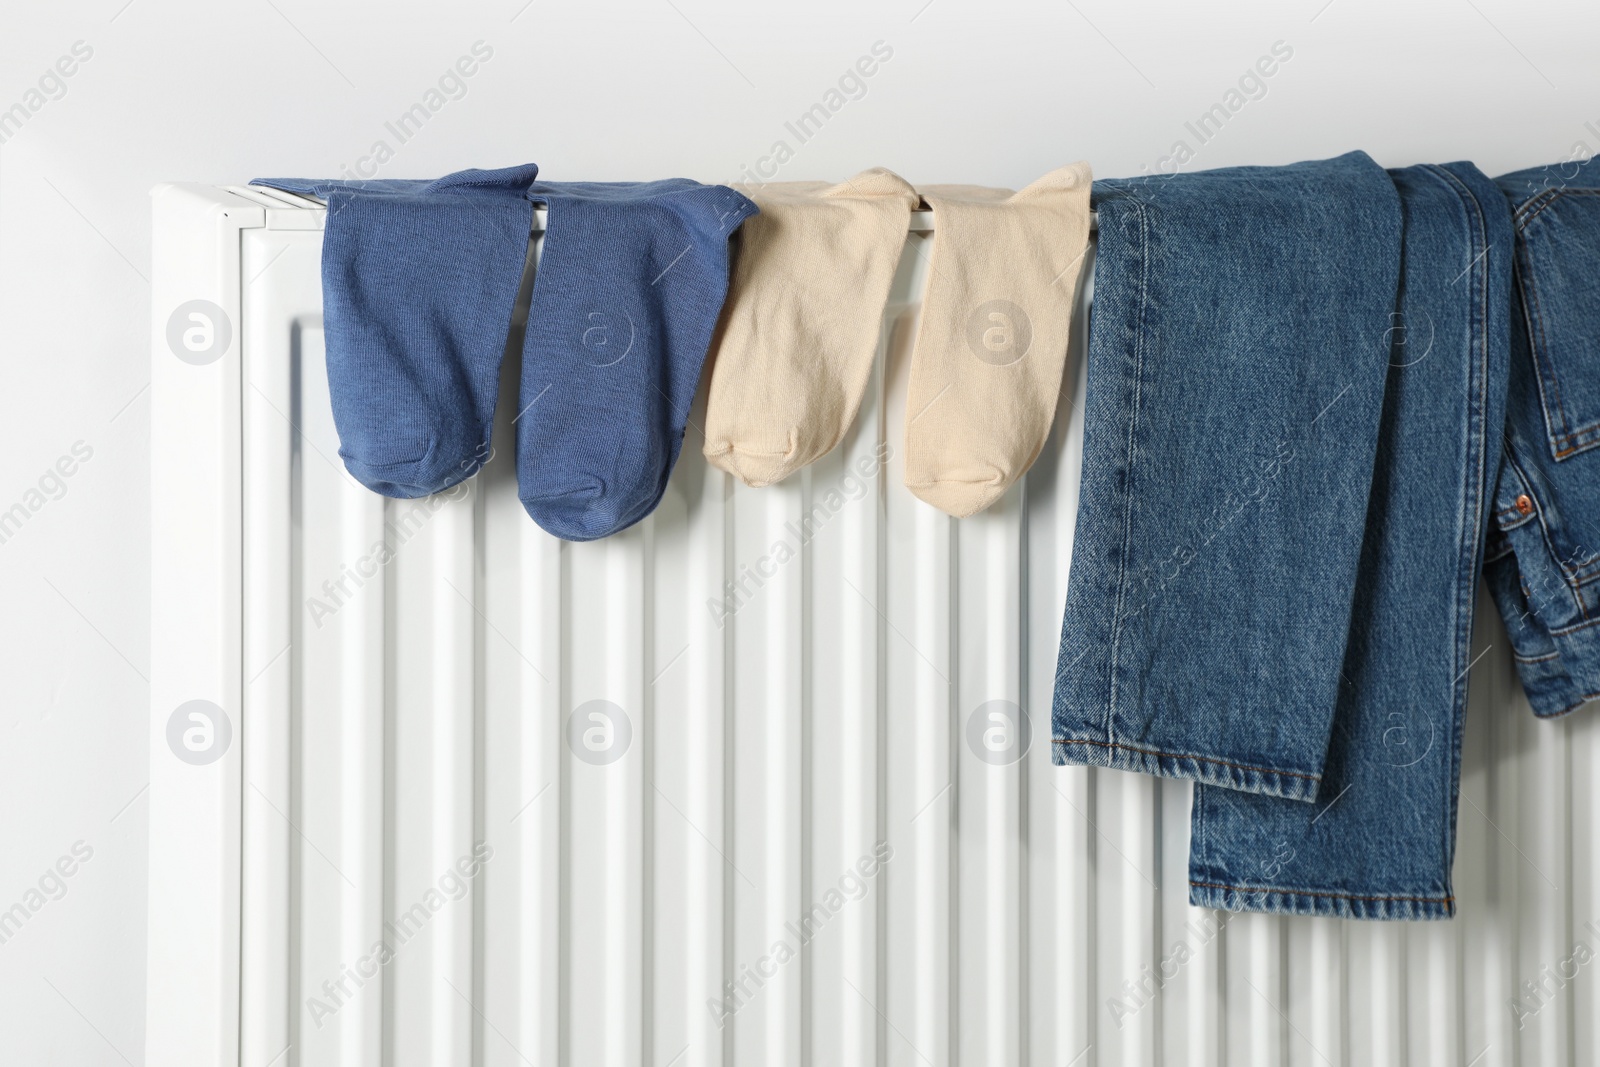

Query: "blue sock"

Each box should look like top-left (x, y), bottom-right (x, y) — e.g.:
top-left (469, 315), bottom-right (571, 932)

top-left (251, 164), bottom-right (539, 497)
top-left (515, 180), bottom-right (757, 540)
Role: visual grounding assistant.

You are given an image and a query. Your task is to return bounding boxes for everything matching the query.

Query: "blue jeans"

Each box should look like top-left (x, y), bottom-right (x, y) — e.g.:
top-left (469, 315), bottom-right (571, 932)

top-left (1051, 152), bottom-right (1403, 801)
top-left (1187, 163), bottom-right (1511, 920)
top-left (1484, 158), bottom-right (1600, 719)
top-left (1053, 157), bottom-right (1512, 919)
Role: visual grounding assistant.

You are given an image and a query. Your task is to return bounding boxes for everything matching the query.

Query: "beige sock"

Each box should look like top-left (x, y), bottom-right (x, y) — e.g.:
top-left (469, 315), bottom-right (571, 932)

top-left (703, 168), bottom-right (919, 487)
top-left (904, 162), bottom-right (1092, 517)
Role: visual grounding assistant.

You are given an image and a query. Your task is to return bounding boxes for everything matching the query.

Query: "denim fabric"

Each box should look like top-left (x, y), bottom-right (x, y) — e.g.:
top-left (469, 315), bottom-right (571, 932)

top-left (1050, 153), bottom-right (1402, 801)
top-left (1483, 158), bottom-right (1600, 718)
top-left (1187, 163), bottom-right (1511, 920)
top-left (516, 180), bottom-right (757, 541)
top-left (252, 166), bottom-right (540, 497)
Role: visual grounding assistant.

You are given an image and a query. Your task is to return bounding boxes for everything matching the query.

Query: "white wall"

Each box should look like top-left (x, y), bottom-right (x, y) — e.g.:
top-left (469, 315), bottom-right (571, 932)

top-left (0, 0), bottom-right (1595, 1060)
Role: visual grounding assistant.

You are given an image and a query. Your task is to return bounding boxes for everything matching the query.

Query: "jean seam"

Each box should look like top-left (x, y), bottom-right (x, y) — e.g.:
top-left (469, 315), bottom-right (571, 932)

top-left (1514, 222), bottom-right (1573, 457)
top-left (1536, 690), bottom-right (1600, 717)
top-left (1516, 191), bottom-right (1600, 460)
top-left (1546, 613), bottom-right (1600, 637)
top-left (1103, 195), bottom-right (1153, 750)
top-left (1515, 186), bottom-right (1600, 230)
top-left (1512, 188), bottom-right (1563, 230)
top-left (1051, 737), bottom-right (1321, 783)
top-left (1430, 161), bottom-right (1492, 875)
top-left (1503, 446), bottom-right (1590, 620)
top-left (1495, 504), bottom-right (1535, 529)
top-left (1554, 426), bottom-right (1600, 457)
top-left (1189, 880), bottom-right (1454, 906)
top-left (1523, 247), bottom-right (1578, 449)
top-left (1511, 189), bottom-right (1556, 228)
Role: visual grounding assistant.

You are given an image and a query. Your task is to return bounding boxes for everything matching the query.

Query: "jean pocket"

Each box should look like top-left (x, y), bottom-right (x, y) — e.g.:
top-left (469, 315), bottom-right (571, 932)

top-left (1495, 446), bottom-right (1600, 605)
top-left (1515, 189), bottom-right (1600, 461)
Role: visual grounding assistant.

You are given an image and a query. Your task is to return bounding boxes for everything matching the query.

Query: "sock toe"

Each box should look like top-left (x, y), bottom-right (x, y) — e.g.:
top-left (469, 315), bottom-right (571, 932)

top-left (522, 478), bottom-right (665, 542)
top-left (906, 465), bottom-right (1011, 518)
top-left (519, 481), bottom-right (611, 541)
top-left (704, 434), bottom-right (801, 488)
top-left (340, 441), bottom-right (463, 499)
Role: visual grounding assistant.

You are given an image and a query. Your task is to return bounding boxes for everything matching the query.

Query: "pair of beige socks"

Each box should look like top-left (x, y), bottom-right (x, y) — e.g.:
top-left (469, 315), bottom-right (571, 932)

top-left (702, 163), bottom-right (1093, 517)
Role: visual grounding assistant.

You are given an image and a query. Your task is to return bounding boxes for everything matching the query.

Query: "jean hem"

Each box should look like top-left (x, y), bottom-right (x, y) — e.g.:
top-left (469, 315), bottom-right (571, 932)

top-left (1493, 583), bottom-right (1600, 719)
top-left (1188, 880), bottom-right (1455, 921)
top-left (1521, 619), bottom-right (1600, 717)
top-left (1528, 689), bottom-right (1600, 719)
top-left (1051, 737), bottom-right (1321, 802)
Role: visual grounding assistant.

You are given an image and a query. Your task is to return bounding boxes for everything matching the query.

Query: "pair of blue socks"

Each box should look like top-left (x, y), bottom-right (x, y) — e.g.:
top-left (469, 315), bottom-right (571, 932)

top-left (252, 166), bottom-right (756, 540)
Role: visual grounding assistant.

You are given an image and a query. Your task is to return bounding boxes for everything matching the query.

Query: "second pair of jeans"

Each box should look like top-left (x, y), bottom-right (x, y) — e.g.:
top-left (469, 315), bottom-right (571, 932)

top-left (1485, 157), bottom-right (1600, 719)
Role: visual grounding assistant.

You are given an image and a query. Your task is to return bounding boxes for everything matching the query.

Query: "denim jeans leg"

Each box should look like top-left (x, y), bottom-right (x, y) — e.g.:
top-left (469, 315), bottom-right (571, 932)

top-left (1187, 163), bottom-right (1513, 920)
top-left (1051, 153), bottom-right (1402, 801)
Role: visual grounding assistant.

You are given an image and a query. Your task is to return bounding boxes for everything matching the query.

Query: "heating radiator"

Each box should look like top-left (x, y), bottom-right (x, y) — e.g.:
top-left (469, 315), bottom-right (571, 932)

top-left (148, 183), bottom-right (1600, 1067)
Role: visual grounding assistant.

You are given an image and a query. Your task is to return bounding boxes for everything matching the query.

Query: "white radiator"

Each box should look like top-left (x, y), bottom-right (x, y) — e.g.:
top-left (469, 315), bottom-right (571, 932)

top-left (148, 182), bottom-right (1600, 1067)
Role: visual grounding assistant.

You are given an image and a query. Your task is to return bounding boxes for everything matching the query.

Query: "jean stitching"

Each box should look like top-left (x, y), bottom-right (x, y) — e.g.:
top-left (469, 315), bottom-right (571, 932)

top-left (1541, 690), bottom-right (1600, 717)
top-left (1512, 215), bottom-right (1573, 455)
top-left (1512, 188), bottom-right (1563, 230)
top-left (1434, 161), bottom-right (1492, 874)
top-left (1517, 192), bottom-right (1600, 459)
top-left (1523, 265), bottom-right (1587, 454)
top-left (1051, 737), bottom-right (1320, 783)
top-left (1511, 189), bottom-right (1557, 229)
top-left (1190, 880), bottom-right (1453, 907)
top-left (1520, 235), bottom-right (1574, 450)
top-left (1103, 195), bottom-right (1152, 750)
top-left (1546, 612), bottom-right (1600, 637)
top-left (1554, 424), bottom-right (1600, 456)
top-left (1515, 187), bottom-right (1600, 231)
top-left (1503, 446), bottom-right (1590, 620)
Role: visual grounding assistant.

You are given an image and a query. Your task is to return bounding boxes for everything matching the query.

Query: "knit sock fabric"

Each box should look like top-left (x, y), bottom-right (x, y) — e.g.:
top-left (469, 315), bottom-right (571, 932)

top-left (517, 179), bottom-right (758, 541)
top-left (703, 168), bottom-right (918, 487)
top-left (251, 164), bottom-right (540, 497)
top-left (904, 162), bottom-right (1093, 517)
